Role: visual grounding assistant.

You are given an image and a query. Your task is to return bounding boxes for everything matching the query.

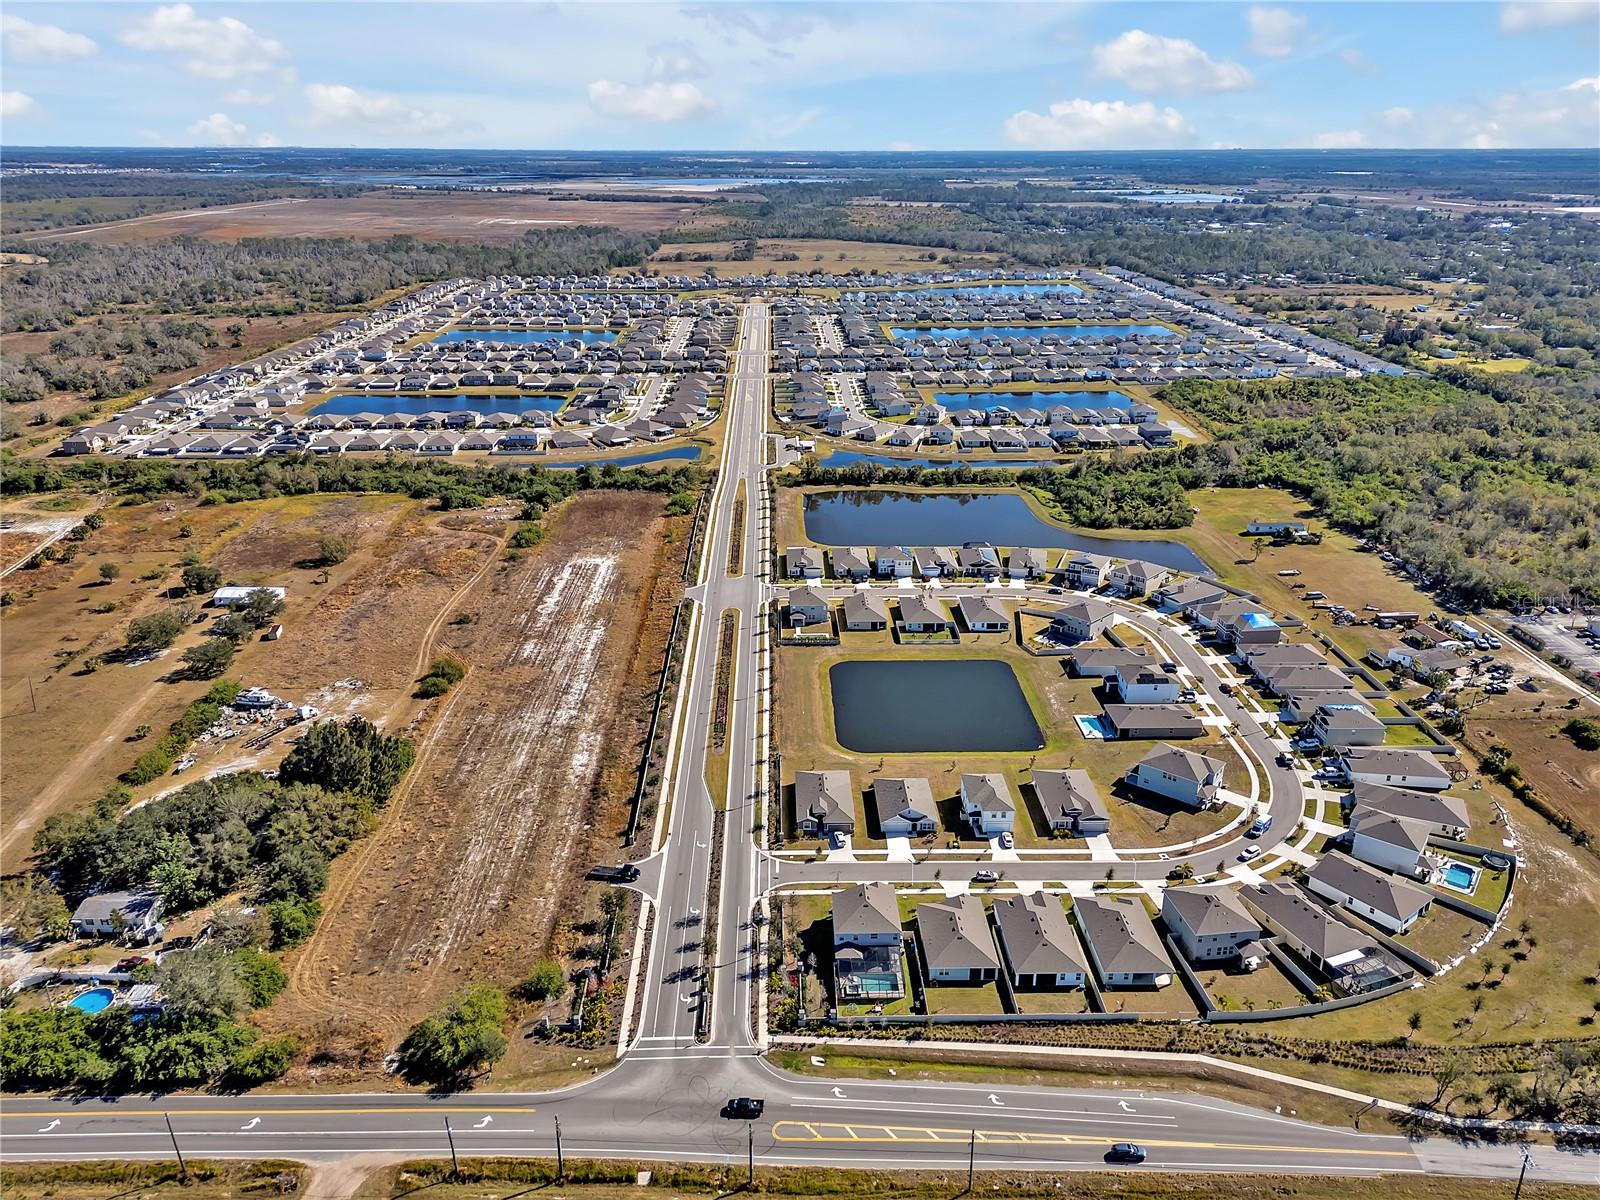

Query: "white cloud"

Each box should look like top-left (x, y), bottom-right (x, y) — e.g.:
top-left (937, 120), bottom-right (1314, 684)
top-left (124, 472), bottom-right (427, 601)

top-left (752, 107), bottom-right (821, 141)
top-left (1, 14), bottom-right (97, 62)
top-left (1339, 48), bottom-right (1381, 77)
top-left (1004, 98), bottom-right (1196, 150)
top-left (1310, 129), bottom-right (1368, 149)
top-left (647, 41), bottom-right (709, 82)
top-left (1, 90), bottom-right (42, 119)
top-left (304, 82), bottom-right (456, 133)
top-left (121, 4), bottom-right (286, 80)
top-left (186, 112), bottom-right (279, 147)
top-left (887, 141), bottom-right (920, 152)
top-left (587, 79), bottom-right (717, 122)
top-left (223, 88), bottom-right (274, 106)
top-left (1376, 76), bottom-right (1599, 147)
top-left (1091, 30), bottom-right (1253, 95)
top-left (1499, 2), bottom-right (1598, 33)
top-left (1244, 6), bottom-right (1308, 57)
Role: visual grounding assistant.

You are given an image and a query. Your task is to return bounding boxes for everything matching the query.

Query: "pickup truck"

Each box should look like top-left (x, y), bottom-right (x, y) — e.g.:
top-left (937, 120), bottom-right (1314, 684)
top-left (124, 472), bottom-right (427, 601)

top-left (586, 864), bottom-right (641, 884)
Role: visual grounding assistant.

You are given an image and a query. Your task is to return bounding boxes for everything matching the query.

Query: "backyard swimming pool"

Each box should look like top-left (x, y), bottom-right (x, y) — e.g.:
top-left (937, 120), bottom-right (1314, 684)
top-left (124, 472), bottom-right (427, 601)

top-left (66, 987), bottom-right (115, 1014)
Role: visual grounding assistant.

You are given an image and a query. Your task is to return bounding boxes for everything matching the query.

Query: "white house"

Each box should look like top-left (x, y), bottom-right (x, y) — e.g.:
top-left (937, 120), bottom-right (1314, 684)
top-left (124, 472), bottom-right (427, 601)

top-left (69, 889), bottom-right (165, 943)
top-left (1340, 747), bottom-right (1453, 792)
top-left (1112, 664), bottom-right (1181, 705)
top-left (785, 546), bottom-right (824, 579)
top-left (871, 777), bottom-right (938, 838)
top-left (1161, 887), bottom-right (1265, 967)
top-left (875, 546), bottom-right (916, 578)
top-left (1126, 744), bottom-right (1225, 809)
top-left (1074, 895), bottom-right (1174, 989)
top-left (1307, 852), bottom-right (1433, 935)
top-left (785, 586), bottom-right (831, 627)
top-left (916, 895), bottom-right (1001, 983)
top-left (212, 585), bottom-right (287, 609)
top-left (959, 773), bottom-right (1016, 836)
top-left (993, 894), bottom-right (1087, 989)
top-left (1348, 811), bottom-right (1431, 875)
top-left (1049, 598), bottom-right (1117, 642)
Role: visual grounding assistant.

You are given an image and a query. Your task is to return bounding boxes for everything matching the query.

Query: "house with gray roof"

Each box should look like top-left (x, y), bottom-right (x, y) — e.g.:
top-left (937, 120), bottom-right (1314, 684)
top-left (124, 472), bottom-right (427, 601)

top-left (785, 586), bottom-right (831, 628)
top-left (1309, 704), bottom-right (1386, 748)
top-left (1348, 810), bottom-right (1431, 875)
top-left (1162, 887), bottom-right (1264, 966)
top-left (1242, 882), bottom-right (1410, 995)
top-left (69, 889), bottom-right (165, 943)
top-left (1126, 744), bottom-right (1225, 807)
top-left (916, 895), bottom-right (1001, 983)
top-left (1152, 578), bottom-right (1230, 614)
top-left (1108, 559), bottom-right (1170, 599)
top-left (1307, 853), bottom-right (1433, 935)
top-left (1343, 781), bottom-right (1469, 839)
top-left (793, 770), bottom-right (856, 837)
top-left (785, 546), bottom-right (824, 579)
top-left (1031, 768), bottom-right (1109, 836)
top-left (959, 773), bottom-right (1015, 836)
top-left (957, 594), bottom-right (1011, 633)
top-left (1340, 747), bottom-right (1453, 792)
top-left (897, 594), bottom-right (952, 634)
top-left (1074, 895), bottom-right (1174, 989)
top-left (1068, 647), bottom-right (1148, 678)
top-left (830, 546), bottom-right (872, 580)
top-left (1103, 704), bottom-right (1205, 740)
top-left (840, 591), bottom-right (890, 631)
top-left (831, 883), bottom-right (906, 1001)
top-left (993, 894), bottom-right (1087, 989)
top-left (1007, 547), bottom-right (1048, 579)
top-left (1049, 598), bottom-right (1117, 642)
top-left (871, 778), bottom-right (938, 838)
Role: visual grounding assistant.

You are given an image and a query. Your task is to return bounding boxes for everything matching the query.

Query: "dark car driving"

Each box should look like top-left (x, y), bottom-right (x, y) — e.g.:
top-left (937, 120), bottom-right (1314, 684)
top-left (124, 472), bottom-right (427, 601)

top-left (1106, 1142), bottom-right (1147, 1163)
top-left (723, 1097), bottom-right (765, 1119)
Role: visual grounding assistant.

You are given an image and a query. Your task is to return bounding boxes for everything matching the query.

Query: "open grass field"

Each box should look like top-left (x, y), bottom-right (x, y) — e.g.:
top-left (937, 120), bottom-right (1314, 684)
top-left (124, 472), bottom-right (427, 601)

top-left (646, 237), bottom-right (1003, 278)
top-left (261, 491), bottom-right (688, 1085)
top-left (1464, 710), bottom-right (1600, 836)
top-left (0, 492), bottom-right (498, 872)
top-left (31, 192), bottom-right (698, 245)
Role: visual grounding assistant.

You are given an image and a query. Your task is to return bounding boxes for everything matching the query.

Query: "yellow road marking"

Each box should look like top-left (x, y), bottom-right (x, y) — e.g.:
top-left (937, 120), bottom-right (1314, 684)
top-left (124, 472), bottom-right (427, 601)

top-left (770, 1121), bottom-right (1410, 1158)
top-left (2, 1106), bottom-right (537, 1120)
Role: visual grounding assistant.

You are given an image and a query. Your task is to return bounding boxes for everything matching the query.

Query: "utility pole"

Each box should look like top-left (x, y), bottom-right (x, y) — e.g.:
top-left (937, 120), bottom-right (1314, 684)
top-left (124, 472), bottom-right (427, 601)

top-left (747, 1125), bottom-right (755, 1188)
top-left (967, 1128), bottom-right (976, 1193)
top-left (163, 1113), bottom-right (187, 1181)
top-left (444, 1117), bottom-right (459, 1180)
top-left (555, 1114), bottom-right (565, 1181)
top-left (1513, 1145), bottom-right (1533, 1200)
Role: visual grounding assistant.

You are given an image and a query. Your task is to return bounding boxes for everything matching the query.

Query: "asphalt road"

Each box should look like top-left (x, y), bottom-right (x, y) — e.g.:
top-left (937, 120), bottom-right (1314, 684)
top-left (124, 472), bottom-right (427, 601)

top-left (6, 301), bottom-right (1598, 1189)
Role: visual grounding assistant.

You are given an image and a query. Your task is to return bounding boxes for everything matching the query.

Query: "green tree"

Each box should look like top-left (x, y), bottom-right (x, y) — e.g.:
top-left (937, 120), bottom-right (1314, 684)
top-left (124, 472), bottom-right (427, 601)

top-left (240, 588), bottom-right (285, 629)
top-left (124, 607), bottom-right (190, 651)
top-left (228, 1035), bottom-right (298, 1086)
top-left (212, 612), bottom-right (254, 644)
top-left (233, 947), bottom-right (288, 1008)
top-left (155, 947), bottom-right (248, 1024)
top-left (226, 322), bottom-right (246, 347)
top-left (264, 899), bottom-right (321, 949)
top-left (317, 534), bottom-right (352, 565)
top-left (520, 960), bottom-right (567, 1002)
top-left (181, 637), bottom-right (234, 679)
top-left (180, 564), bottom-right (221, 595)
top-left (0, 1009), bottom-right (114, 1090)
top-left (397, 985), bottom-right (508, 1087)
top-left (98, 562), bottom-right (121, 584)
top-left (0, 875), bottom-right (71, 943)
top-left (278, 717), bottom-right (415, 807)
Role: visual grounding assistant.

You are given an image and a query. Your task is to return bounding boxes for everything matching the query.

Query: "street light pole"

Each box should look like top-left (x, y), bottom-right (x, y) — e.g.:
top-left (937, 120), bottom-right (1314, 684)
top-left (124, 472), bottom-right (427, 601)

top-left (1513, 1145), bottom-right (1533, 1200)
top-left (747, 1125), bottom-right (755, 1188)
top-left (444, 1117), bottom-right (459, 1180)
top-left (967, 1128), bottom-right (976, 1193)
top-left (163, 1113), bottom-right (187, 1182)
top-left (555, 1115), bottom-right (565, 1181)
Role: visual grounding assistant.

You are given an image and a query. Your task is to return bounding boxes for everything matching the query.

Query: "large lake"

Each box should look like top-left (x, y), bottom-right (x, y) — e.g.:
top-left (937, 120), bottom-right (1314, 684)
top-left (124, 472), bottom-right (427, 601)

top-left (1116, 189), bottom-right (1239, 204)
top-left (933, 390), bottom-right (1133, 412)
top-left (801, 490), bottom-right (1209, 572)
top-left (543, 445), bottom-right (701, 469)
top-left (433, 329), bottom-right (617, 346)
top-left (889, 325), bottom-right (1175, 341)
top-left (314, 392), bottom-right (568, 416)
top-left (830, 659), bottom-right (1043, 753)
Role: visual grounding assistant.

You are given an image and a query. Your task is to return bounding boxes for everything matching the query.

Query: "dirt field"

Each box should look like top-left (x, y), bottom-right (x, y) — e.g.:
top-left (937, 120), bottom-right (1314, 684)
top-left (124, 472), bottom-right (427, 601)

top-left (0, 493), bottom-right (501, 873)
top-left (646, 237), bottom-right (1003, 278)
top-left (1465, 707), bottom-right (1600, 834)
top-left (263, 492), bottom-right (685, 1080)
top-left (30, 192), bottom-right (699, 245)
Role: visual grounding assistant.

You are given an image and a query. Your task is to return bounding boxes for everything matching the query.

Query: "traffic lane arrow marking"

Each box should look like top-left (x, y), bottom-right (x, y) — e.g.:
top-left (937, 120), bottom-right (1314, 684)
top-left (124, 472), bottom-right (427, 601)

top-left (988, 1094), bottom-right (1004, 1106)
top-left (475, 1116), bottom-right (493, 1129)
top-left (37, 1120), bottom-right (60, 1133)
top-left (831, 1087), bottom-right (847, 1099)
top-left (241, 1117), bottom-right (261, 1130)
top-left (1118, 1101), bottom-right (1136, 1113)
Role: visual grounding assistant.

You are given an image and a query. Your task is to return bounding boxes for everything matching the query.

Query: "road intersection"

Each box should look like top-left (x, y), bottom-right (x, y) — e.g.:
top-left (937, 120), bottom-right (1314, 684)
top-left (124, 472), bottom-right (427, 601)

top-left (4, 300), bottom-right (1597, 1188)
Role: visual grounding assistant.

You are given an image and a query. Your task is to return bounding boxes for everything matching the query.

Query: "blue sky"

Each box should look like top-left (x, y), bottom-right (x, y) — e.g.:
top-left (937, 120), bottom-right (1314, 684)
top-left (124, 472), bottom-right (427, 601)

top-left (2, 2), bottom-right (1597, 150)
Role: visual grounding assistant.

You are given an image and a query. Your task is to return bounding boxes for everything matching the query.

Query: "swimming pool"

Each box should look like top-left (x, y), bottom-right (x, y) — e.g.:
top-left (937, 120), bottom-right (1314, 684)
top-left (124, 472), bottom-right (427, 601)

top-left (66, 987), bottom-right (115, 1014)
top-left (1439, 862), bottom-right (1479, 893)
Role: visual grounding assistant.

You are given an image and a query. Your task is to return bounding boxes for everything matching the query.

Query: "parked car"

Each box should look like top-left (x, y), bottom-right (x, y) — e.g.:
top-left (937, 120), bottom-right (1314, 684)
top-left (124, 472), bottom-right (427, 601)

top-left (1239, 845), bottom-right (1264, 862)
top-left (1106, 1143), bottom-right (1147, 1164)
top-left (722, 1097), bottom-right (765, 1120)
top-left (973, 869), bottom-right (1000, 883)
top-left (1219, 682), bottom-right (1235, 695)
top-left (1275, 752), bottom-right (1294, 768)
top-left (1160, 661), bottom-right (1179, 672)
top-left (116, 955), bottom-right (151, 973)
top-left (997, 832), bottom-right (1014, 850)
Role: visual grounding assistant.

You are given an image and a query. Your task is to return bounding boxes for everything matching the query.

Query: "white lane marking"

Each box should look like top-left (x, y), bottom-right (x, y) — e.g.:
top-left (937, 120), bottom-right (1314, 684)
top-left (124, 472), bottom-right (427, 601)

top-left (240, 1117), bottom-right (261, 1131)
top-left (475, 1116), bottom-right (493, 1129)
top-left (37, 1120), bottom-right (60, 1133)
top-left (988, 1094), bottom-right (1005, 1106)
top-left (831, 1087), bottom-right (847, 1099)
top-left (1118, 1100), bottom-right (1136, 1113)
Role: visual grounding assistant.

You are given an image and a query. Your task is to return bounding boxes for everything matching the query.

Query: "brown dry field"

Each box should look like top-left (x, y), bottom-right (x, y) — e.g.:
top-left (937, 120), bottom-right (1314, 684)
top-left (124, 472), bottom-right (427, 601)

top-left (261, 491), bottom-right (686, 1083)
top-left (1465, 705), bottom-right (1600, 834)
top-left (0, 492), bottom-right (501, 873)
top-left (644, 237), bottom-right (1003, 278)
top-left (39, 192), bottom-right (701, 245)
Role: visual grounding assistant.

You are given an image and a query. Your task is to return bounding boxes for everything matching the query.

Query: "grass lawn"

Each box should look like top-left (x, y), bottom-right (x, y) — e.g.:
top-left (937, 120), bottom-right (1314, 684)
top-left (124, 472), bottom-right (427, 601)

top-left (1391, 905), bottom-right (1488, 968)
top-left (923, 978), bottom-right (1007, 1015)
top-left (1198, 961), bottom-right (1312, 1012)
top-left (1098, 983), bottom-right (1200, 1019)
top-left (1011, 985), bottom-right (1093, 1015)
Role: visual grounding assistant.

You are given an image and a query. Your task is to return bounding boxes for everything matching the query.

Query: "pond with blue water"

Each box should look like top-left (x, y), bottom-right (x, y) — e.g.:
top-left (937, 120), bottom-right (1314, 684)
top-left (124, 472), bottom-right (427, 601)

top-left (801, 490), bottom-right (1209, 573)
top-left (541, 446), bottom-right (701, 469)
top-left (433, 329), bottom-right (617, 346)
top-left (830, 659), bottom-right (1043, 753)
top-left (1116, 190), bottom-right (1239, 204)
top-left (889, 325), bottom-right (1175, 341)
top-left (313, 392), bottom-right (568, 417)
top-left (933, 390), bottom-right (1134, 412)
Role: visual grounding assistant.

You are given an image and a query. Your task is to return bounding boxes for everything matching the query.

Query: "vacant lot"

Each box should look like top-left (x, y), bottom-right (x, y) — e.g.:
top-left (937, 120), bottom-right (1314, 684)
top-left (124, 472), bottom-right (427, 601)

top-left (647, 237), bottom-right (1003, 278)
top-left (36, 192), bottom-right (697, 245)
top-left (1464, 707), bottom-right (1600, 839)
top-left (0, 493), bottom-right (500, 872)
top-left (265, 492), bottom-right (684, 1079)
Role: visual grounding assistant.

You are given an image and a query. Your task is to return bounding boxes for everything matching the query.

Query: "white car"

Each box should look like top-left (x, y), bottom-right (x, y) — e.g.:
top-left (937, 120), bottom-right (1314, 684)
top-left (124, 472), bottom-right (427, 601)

top-left (1238, 845), bottom-right (1264, 862)
top-left (997, 832), bottom-right (1014, 850)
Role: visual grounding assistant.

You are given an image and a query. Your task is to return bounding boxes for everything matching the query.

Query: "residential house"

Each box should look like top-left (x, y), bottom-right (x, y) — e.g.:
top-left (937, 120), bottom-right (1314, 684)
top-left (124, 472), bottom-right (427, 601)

top-left (831, 883), bottom-right (905, 1001)
top-left (875, 546), bottom-right (916, 578)
top-left (959, 773), bottom-right (1016, 836)
top-left (786, 546), bottom-right (824, 579)
top-left (786, 586), bottom-right (831, 628)
top-left (830, 546), bottom-right (872, 581)
top-left (1247, 519), bottom-right (1308, 536)
top-left (1348, 811), bottom-right (1431, 875)
top-left (1007, 547), bottom-right (1048, 579)
top-left (1307, 853), bottom-right (1433, 935)
top-left (840, 591), bottom-right (890, 632)
top-left (1108, 559), bottom-right (1170, 599)
top-left (69, 889), bottom-right (165, 943)
top-left (1126, 744), bottom-right (1225, 808)
top-left (955, 544), bottom-right (1002, 579)
top-left (993, 894), bottom-right (1087, 989)
top-left (1152, 578), bottom-right (1230, 614)
top-left (897, 595), bottom-right (953, 635)
top-left (1103, 704), bottom-right (1205, 740)
top-left (793, 770), bottom-right (856, 837)
top-left (1112, 664), bottom-right (1181, 704)
top-left (957, 595), bottom-right (1011, 633)
top-left (1031, 768), bottom-right (1109, 836)
top-left (1068, 647), bottom-right (1149, 678)
top-left (1339, 748), bottom-right (1453, 792)
top-left (916, 895), bottom-right (1002, 983)
top-left (1061, 552), bottom-right (1113, 590)
top-left (1074, 896), bottom-right (1175, 989)
top-left (1240, 643), bottom-right (1334, 684)
top-left (1049, 598), bottom-right (1117, 642)
top-left (1162, 887), bottom-right (1266, 967)
top-left (1242, 882), bottom-right (1409, 996)
top-left (1194, 598), bottom-right (1283, 647)
top-left (1309, 704), bottom-right (1386, 748)
top-left (1343, 781), bottom-right (1469, 839)
top-left (871, 778), bottom-right (938, 838)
